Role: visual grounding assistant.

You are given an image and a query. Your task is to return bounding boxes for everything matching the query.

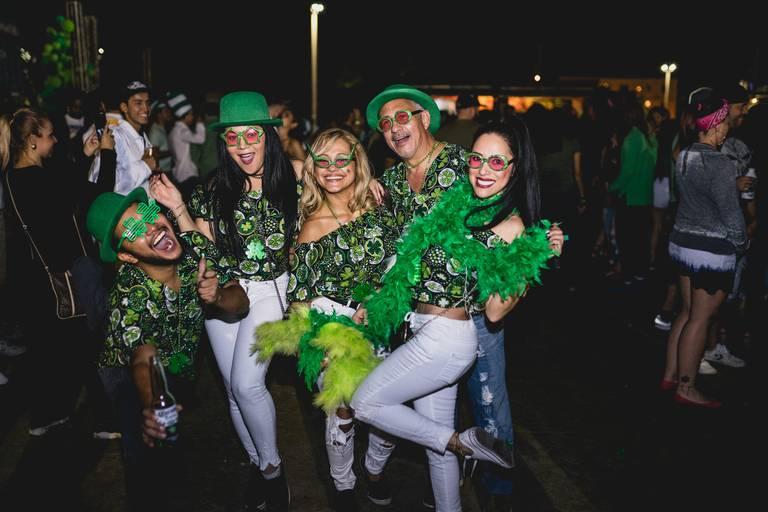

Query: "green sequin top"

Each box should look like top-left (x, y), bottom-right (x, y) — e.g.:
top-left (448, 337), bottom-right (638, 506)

top-left (412, 229), bottom-right (508, 309)
top-left (288, 206), bottom-right (400, 304)
top-left (100, 232), bottom-right (230, 377)
top-left (188, 183), bottom-right (301, 281)
top-left (380, 143), bottom-right (467, 233)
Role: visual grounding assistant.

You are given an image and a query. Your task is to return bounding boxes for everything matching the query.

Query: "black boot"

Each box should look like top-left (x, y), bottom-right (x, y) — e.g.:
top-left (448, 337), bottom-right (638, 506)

top-left (263, 465), bottom-right (290, 512)
top-left (244, 464), bottom-right (266, 511)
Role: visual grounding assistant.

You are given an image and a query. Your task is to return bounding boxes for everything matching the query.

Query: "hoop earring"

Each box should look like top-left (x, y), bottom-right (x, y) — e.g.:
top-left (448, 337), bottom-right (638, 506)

top-left (31, 144), bottom-right (37, 150)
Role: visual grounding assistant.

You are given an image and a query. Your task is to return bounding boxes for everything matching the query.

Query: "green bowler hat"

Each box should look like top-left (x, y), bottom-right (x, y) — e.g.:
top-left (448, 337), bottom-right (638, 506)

top-left (366, 84), bottom-right (441, 134)
top-left (210, 91), bottom-right (282, 131)
top-left (87, 187), bottom-right (148, 263)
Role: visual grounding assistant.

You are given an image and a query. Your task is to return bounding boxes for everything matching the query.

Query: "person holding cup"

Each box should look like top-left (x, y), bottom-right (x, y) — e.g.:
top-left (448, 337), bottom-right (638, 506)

top-left (89, 80), bottom-right (157, 194)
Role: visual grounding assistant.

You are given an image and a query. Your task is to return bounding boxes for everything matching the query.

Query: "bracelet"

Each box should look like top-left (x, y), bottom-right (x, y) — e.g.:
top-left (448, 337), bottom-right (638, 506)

top-left (172, 204), bottom-right (186, 217)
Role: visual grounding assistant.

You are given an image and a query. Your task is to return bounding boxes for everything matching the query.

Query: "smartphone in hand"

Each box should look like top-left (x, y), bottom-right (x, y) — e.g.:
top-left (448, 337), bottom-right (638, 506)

top-left (95, 110), bottom-right (107, 138)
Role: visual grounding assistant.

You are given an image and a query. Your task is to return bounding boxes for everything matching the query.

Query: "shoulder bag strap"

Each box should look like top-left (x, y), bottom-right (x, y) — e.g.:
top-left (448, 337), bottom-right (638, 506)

top-left (4, 171), bottom-right (86, 273)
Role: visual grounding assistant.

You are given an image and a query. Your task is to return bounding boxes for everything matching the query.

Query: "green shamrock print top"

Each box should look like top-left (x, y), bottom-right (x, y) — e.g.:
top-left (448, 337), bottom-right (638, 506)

top-left (100, 232), bottom-right (230, 377)
top-left (412, 229), bottom-right (506, 310)
top-left (380, 143), bottom-right (467, 234)
top-left (287, 206), bottom-right (400, 304)
top-left (189, 184), bottom-right (302, 281)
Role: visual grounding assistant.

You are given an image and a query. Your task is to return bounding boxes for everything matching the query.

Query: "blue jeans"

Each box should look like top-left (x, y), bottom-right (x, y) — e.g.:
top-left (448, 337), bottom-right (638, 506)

top-left (467, 313), bottom-right (514, 495)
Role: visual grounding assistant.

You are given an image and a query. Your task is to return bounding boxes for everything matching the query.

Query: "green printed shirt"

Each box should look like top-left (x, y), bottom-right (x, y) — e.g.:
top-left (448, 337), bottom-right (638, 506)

top-left (412, 229), bottom-right (505, 310)
top-left (288, 206), bottom-right (399, 304)
top-left (381, 143), bottom-right (467, 233)
top-left (188, 184), bottom-right (301, 281)
top-left (100, 232), bottom-right (230, 377)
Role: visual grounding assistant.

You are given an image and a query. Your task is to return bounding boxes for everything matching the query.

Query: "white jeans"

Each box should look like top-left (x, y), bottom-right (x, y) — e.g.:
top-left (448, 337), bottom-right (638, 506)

top-left (312, 297), bottom-right (396, 491)
top-left (351, 313), bottom-right (478, 512)
top-left (206, 273), bottom-right (288, 471)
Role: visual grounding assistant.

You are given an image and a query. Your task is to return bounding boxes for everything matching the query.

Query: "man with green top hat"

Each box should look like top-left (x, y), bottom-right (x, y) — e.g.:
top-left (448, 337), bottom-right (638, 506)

top-left (87, 186), bottom-right (248, 511)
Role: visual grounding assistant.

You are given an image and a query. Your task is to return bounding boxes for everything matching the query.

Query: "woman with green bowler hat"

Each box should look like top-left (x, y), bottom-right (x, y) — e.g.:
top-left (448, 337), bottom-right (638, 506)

top-left (153, 91), bottom-right (300, 511)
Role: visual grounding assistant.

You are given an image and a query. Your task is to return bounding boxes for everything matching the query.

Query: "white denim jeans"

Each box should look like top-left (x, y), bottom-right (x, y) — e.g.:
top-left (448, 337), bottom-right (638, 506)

top-left (312, 297), bottom-right (396, 491)
top-left (206, 273), bottom-right (288, 471)
top-left (351, 313), bottom-right (478, 512)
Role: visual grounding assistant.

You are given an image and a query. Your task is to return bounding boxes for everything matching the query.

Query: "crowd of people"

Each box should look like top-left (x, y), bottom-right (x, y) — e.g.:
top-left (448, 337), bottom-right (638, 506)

top-left (0, 77), bottom-right (762, 512)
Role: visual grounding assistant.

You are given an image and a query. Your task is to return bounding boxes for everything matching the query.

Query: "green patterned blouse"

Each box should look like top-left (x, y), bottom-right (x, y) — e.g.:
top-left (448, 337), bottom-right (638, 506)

top-left (188, 184), bottom-right (301, 281)
top-left (100, 232), bottom-right (230, 377)
top-left (413, 229), bottom-right (508, 309)
top-left (380, 143), bottom-right (467, 233)
top-left (288, 206), bottom-right (400, 304)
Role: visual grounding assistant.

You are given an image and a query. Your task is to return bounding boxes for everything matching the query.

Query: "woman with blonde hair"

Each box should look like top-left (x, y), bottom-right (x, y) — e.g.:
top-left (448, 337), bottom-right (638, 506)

top-left (287, 127), bottom-right (400, 511)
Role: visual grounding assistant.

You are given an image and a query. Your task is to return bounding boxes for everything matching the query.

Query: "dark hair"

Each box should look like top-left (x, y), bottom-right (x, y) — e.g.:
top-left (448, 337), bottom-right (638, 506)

top-left (717, 83), bottom-right (749, 104)
top-left (207, 126), bottom-right (297, 260)
top-left (466, 118), bottom-right (541, 229)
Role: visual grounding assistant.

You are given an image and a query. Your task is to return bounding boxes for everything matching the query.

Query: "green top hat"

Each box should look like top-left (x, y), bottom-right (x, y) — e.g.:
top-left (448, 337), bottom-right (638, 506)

top-left (209, 91), bottom-right (282, 131)
top-left (366, 84), bottom-right (441, 134)
top-left (87, 187), bottom-right (148, 263)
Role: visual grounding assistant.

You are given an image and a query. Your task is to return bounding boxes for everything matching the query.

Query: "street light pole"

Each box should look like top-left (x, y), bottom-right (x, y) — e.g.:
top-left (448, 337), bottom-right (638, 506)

top-left (310, 3), bottom-right (325, 133)
top-left (660, 63), bottom-right (677, 110)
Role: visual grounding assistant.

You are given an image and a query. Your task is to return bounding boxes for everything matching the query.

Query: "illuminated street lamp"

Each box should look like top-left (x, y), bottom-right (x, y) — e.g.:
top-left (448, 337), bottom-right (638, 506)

top-left (310, 3), bottom-right (325, 132)
top-left (660, 62), bottom-right (677, 110)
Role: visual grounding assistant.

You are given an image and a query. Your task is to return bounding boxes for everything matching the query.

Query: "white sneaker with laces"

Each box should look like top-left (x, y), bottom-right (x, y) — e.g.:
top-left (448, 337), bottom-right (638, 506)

top-left (698, 360), bottom-right (718, 375)
top-left (704, 343), bottom-right (746, 368)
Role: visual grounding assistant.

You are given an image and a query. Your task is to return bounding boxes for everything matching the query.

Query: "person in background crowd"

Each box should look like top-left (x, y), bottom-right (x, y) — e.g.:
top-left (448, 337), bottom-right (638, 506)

top-left (148, 99), bottom-right (174, 172)
top-left (168, 92), bottom-right (206, 197)
top-left (436, 93), bottom-right (481, 150)
top-left (89, 80), bottom-right (157, 194)
top-left (662, 88), bottom-right (746, 408)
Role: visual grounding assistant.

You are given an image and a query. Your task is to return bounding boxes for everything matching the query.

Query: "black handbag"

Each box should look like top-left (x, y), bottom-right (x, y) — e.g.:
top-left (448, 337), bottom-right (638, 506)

top-left (5, 171), bottom-right (88, 320)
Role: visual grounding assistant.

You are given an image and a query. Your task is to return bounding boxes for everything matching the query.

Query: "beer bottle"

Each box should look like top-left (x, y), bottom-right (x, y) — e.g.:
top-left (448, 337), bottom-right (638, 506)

top-left (150, 355), bottom-right (179, 446)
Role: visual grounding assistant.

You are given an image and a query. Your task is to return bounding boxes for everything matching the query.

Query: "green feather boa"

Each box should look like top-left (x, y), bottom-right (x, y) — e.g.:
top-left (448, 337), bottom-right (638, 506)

top-left (364, 179), bottom-right (554, 347)
top-left (252, 178), bottom-right (554, 412)
top-left (253, 305), bottom-right (379, 414)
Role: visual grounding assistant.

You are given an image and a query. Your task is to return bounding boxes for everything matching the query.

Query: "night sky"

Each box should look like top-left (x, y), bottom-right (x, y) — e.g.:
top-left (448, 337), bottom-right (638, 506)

top-left (4, 1), bottom-right (766, 117)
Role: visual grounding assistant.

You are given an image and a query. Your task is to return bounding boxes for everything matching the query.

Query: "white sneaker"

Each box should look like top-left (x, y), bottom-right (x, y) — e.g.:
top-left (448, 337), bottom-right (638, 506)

top-left (704, 343), bottom-right (746, 368)
top-left (0, 370), bottom-right (8, 385)
top-left (0, 339), bottom-right (27, 357)
top-left (698, 360), bottom-right (718, 375)
top-left (29, 417), bottom-right (70, 436)
top-left (457, 427), bottom-right (514, 469)
top-left (653, 314), bottom-right (672, 331)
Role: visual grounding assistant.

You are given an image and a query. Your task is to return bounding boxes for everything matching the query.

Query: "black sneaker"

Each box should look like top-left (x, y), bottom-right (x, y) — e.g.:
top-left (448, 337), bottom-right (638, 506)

top-left (361, 462), bottom-right (392, 506)
top-left (244, 464), bottom-right (267, 511)
top-left (263, 466), bottom-right (290, 512)
top-left (334, 489), bottom-right (359, 512)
